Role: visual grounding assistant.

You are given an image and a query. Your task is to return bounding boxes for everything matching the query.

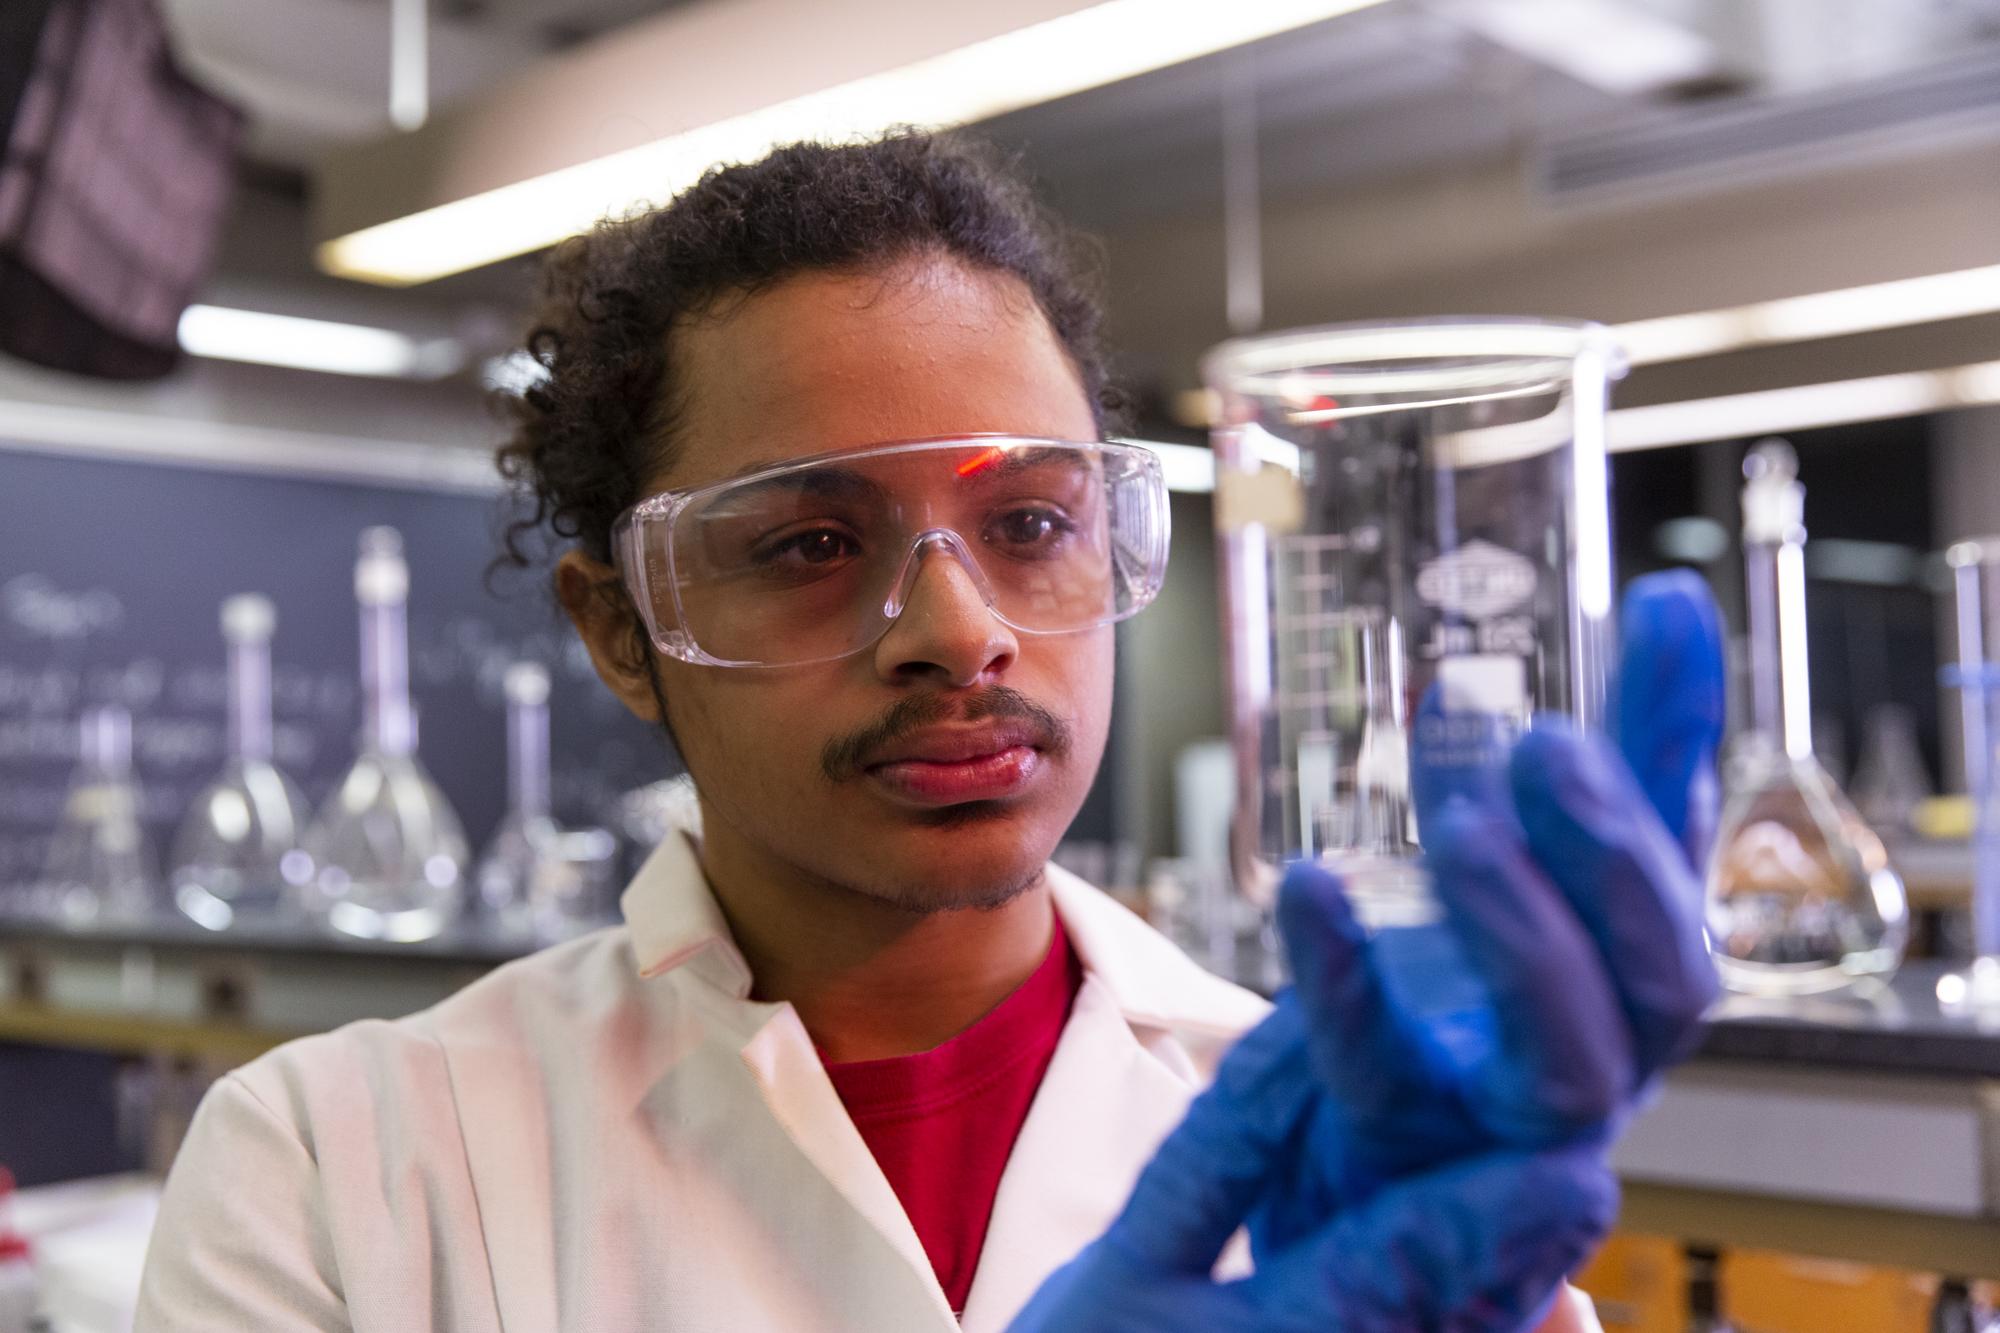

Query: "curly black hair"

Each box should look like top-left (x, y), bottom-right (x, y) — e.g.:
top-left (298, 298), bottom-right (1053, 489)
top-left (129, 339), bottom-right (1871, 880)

top-left (495, 130), bottom-right (1124, 576)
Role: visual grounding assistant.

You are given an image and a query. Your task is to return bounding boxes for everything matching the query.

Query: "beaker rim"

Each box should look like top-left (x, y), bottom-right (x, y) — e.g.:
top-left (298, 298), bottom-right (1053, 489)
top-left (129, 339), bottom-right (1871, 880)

top-left (1200, 315), bottom-right (1627, 393)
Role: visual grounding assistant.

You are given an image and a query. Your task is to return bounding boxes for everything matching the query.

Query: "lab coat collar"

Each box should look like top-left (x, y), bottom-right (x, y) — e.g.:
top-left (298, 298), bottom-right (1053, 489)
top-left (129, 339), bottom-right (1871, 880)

top-left (1043, 864), bottom-right (1273, 1039)
top-left (619, 835), bottom-right (1270, 1039)
top-left (609, 830), bottom-right (1272, 1331)
top-left (620, 831), bottom-right (755, 999)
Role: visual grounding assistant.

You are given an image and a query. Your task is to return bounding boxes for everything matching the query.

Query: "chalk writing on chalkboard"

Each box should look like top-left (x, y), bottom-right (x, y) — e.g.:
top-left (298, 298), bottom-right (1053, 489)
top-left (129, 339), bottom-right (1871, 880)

top-left (0, 448), bottom-right (675, 897)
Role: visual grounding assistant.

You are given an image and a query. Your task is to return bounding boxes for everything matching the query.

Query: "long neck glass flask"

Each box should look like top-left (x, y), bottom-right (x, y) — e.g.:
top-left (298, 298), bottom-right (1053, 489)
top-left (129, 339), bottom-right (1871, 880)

top-left (41, 705), bottom-right (157, 924)
top-left (476, 661), bottom-right (619, 943)
top-left (476, 662), bottom-right (556, 936)
top-left (1705, 440), bottom-right (1907, 994)
top-left (169, 594), bottom-right (312, 930)
top-left (300, 527), bottom-right (469, 941)
top-left (1936, 539), bottom-right (2000, 1013)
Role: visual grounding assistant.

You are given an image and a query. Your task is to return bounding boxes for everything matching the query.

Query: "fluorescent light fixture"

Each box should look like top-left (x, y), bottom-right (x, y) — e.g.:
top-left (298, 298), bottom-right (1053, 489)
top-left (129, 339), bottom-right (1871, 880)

top-left (178, 305), bottom-right (464, 379)
top-left (322, 0), bottom-right (1390, 285)
top-left (1120, 438), bottom-right (1216, 493)
top-left (1607, 358), bottom-right (2000, 451)
top-left (1452, 0), bottom-right (1714, 95)
top-left (1612, 263), bottom-right (2000, 366)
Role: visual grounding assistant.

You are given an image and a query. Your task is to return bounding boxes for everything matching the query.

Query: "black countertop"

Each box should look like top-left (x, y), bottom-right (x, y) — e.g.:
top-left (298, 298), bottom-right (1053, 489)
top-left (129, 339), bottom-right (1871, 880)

top-left (6, 909), bottom-right (2000, 1078)
top-left (0, 908), bottom-right (538, 967)
top-left (1696, 960), bottom-right (2000, 1079)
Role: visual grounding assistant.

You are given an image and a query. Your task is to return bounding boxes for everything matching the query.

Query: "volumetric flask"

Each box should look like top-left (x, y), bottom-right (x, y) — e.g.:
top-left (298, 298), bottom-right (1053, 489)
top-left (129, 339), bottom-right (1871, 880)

top-left (1203, 317), bottom-right (1621, 922)
top-left (299, 528), bottom-right (469, 942)
top-left (170, 594), bottom-right (311, 931)
top-left (1704, 442), bottom-right (1905, 995)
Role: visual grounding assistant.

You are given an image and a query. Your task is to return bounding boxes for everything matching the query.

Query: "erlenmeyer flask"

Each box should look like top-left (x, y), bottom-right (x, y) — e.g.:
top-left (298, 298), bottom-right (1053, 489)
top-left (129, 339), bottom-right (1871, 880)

top-left (476, 662), bottom-right (618, 944)
top-left (169, 594), bottom-right (311, 931)
top-left (299, 527), bottom-right (469, 942)
top-left (1705, 441), bottom-right (1907, 995)
top-left (1848, 702), bottom-right (1933, 839)
top-left (40, 705), bottom-right (157, 924)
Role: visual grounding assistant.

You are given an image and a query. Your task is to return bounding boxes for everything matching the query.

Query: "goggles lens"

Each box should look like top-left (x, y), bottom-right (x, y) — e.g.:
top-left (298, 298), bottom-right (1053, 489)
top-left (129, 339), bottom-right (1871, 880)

top-left (616, 438), bottom-right (1169, 667)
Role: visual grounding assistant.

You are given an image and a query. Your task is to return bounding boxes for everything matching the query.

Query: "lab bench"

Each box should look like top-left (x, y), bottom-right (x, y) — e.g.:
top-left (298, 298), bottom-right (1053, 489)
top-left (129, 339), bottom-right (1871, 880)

top-left (0, 910), bottom-right (528, 1064)
top-left (1615, 960), bottom-right (2000, 1280)
top-left (4, 911), bottom-right (1999, 1280)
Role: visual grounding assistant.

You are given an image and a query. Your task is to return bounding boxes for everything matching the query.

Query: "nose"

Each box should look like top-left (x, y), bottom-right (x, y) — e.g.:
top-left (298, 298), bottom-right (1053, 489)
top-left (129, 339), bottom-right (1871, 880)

top-left (873, 534), bottom-right (1017, 688)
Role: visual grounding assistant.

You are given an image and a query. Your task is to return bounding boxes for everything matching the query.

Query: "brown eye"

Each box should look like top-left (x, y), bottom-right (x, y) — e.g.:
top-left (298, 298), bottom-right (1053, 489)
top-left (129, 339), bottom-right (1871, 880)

top-left (791, 530), bottom-right (852, 564)
top-left (987, 506), bottom-right (1075, 558)
top-left (753, 525), bottom-right (862, 575)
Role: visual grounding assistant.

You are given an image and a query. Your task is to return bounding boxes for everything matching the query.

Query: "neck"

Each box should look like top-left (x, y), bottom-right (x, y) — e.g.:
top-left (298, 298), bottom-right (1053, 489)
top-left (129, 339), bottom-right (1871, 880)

top-left (696, 799), bottom-right (1054, 1063)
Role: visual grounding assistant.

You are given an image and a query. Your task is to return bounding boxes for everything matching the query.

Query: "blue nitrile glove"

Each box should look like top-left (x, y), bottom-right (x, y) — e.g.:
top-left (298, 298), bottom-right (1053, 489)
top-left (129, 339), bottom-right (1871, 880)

top-left (1006, 572), bottom-right (1721, 1332)
top-left (1272, 569), bottom-right (1726, 1198)
top-left (1005, 997), bottom-right (1618, 1333)
top-left (1616, 568), bottom-right (1728, 870)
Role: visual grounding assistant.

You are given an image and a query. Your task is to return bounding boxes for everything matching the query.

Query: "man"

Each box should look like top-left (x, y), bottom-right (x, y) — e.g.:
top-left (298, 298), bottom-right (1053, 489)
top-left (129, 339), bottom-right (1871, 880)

top-left (136, 133), bottom-right (1720, 1331)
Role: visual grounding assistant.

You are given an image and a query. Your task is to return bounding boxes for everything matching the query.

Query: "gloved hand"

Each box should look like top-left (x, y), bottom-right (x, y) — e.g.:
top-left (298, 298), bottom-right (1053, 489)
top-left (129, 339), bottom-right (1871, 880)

top-left (1009, 572), bottom-right (1724, 1331)
top-left (1006, 997), bottom-right (1618, 1333)
top-left (1276, 569), bottom-right (1727, 1200)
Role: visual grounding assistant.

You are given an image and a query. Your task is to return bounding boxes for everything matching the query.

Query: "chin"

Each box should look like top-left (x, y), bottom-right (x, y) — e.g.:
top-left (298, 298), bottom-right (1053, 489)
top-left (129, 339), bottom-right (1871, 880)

top-left (842, 803), bottom-right (1063, 914)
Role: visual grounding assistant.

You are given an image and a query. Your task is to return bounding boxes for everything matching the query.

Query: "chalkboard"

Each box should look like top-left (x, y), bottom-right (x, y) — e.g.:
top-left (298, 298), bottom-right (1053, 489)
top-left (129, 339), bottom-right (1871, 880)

top-left (0, 446), bottom-right (679, 896)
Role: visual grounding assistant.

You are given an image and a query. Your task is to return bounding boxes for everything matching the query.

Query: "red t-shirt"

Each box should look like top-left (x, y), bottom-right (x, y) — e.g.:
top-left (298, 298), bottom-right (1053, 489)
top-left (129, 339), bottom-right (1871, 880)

top-left (821, 919), bottom-right (1082, 1315)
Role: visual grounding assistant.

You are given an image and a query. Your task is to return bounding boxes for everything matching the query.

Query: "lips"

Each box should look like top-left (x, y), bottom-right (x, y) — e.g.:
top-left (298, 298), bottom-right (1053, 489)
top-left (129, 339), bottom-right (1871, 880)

top-left (864, 722), bottom-right (1049, 806)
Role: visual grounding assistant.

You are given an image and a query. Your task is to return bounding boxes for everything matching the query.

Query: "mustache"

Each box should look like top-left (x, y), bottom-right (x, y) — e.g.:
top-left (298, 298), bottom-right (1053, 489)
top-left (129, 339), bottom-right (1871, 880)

top-left (820, 686), bottom-right (1073, 785)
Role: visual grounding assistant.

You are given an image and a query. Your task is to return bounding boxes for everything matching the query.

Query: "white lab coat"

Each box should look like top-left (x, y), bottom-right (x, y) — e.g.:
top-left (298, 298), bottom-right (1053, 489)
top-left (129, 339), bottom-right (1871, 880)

top-left (133, 835), bottom-right (1270, 1332)
top-left (134, 833), bottom-right (1601, 1332)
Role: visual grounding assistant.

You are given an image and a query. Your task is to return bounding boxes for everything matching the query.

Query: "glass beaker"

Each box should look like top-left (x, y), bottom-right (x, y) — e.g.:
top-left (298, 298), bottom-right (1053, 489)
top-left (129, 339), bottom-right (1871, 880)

top-left (40, 705), bottom-right (158, 924)
top-left (169, 594), bottom-right (311, 931)
top-left (298, 527), bottom-right (469, 942)
top-left (1202, 317), bottom-right (1621, 922)
top-left (1937, 538), bottom-right (2000, 1015)
top-left (1705, 441), bottom-right (1906, 995)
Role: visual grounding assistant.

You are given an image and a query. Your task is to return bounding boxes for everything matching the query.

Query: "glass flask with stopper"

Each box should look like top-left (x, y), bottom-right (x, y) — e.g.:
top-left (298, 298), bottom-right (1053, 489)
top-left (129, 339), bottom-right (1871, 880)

top-left (299, 527), bottom-right (469, 941)
top-left (475, 661), bottom-right (618, 943)
top-left (1704, 440), bottom-right (1906, 995)
top-left (1936, 537), bottom-right (2000, 1015)
top-left (40, 705), bottom-right (157, 924)
top-left (169, 594), bottom-right (311, 931)
top-left (1202, 317), bottom-right (1621, 928)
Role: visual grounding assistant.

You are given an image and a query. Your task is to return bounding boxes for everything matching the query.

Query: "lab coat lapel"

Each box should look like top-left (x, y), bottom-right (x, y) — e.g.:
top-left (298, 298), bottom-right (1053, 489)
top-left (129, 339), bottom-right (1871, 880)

top-left (635, 833), bottom-right (956, 1327)
top-left (956, 975), bottom-right (1199, 1333)
top-left (434, 1008), bottom-right (561, 1332)
top-left (738, 1003), bottom-right (959, 1328)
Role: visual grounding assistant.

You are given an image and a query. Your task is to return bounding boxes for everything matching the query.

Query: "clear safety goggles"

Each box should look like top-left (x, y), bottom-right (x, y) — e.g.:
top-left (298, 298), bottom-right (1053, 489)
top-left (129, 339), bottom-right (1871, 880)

top-left (612, 435), bottom-right (1171, 668)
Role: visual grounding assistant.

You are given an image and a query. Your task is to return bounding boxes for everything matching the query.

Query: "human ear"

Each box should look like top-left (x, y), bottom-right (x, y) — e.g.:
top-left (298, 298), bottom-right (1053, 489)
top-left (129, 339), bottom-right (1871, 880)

top-left (557, 550), bottom-right (662, 722)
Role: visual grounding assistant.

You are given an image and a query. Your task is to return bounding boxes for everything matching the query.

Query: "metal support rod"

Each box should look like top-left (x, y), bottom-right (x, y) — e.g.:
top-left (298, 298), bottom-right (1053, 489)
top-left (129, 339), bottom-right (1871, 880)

top-left (1221, 51), bottom-right (1262, 336)
top-left (391, 0), bottom-right (429, 132)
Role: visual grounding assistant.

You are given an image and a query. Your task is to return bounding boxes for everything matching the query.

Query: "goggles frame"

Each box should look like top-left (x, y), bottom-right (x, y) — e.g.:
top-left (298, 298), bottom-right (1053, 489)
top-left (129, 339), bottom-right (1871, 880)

top-left (611, 434), bottom-right (1172, 668)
